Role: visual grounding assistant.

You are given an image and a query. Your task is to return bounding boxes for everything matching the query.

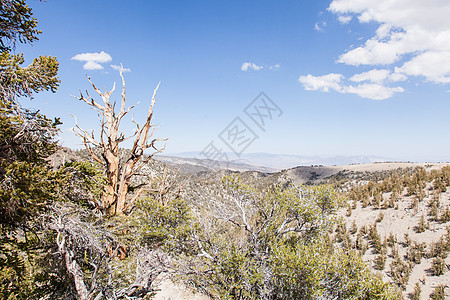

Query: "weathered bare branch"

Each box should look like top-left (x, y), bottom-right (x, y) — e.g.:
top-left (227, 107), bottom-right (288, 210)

top-left (87, 76), bottom-right (115, 107)
top-left (76, 91), bottom-right (105, 112)
top-left (72, 66), bottom-right (165, 215)
top-left (118, 65), bottom-right (127, 118)
top-left (50, 203), bottom-right (166, 299)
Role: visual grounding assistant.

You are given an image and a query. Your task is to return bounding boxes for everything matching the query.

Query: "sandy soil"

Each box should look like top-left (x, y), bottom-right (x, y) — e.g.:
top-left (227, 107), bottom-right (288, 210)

top-left (340, 179), bottom-right (450, 299)
top-left (152, 274), bottom-right (209, 300)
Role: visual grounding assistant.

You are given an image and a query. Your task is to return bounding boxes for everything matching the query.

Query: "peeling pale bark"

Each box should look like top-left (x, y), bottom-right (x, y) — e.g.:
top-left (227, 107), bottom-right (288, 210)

top-left (55, 218), bottom-right (90, 300)
top-left (72, 65), bottom-right (166, 215)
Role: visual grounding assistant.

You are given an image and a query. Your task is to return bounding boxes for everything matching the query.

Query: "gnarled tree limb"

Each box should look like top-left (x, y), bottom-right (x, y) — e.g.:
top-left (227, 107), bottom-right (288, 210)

top-left (72, 65), bottom-right (166, 215)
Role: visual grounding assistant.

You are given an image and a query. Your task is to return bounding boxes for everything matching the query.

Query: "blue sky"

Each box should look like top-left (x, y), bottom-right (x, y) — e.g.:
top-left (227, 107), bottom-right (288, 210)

top-left (19, 0), bottom-right (450, 162)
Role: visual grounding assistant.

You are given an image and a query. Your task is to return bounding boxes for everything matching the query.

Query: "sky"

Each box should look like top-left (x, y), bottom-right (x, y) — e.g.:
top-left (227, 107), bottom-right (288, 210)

top-left (18, 0), bottom-right (450, 162)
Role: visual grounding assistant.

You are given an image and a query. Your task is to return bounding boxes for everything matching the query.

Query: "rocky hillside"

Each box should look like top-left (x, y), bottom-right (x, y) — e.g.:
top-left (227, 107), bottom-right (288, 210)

top-left (49, 148), bottom-right (450, 299)
top-left (332, 164), bottom-right (450, 299)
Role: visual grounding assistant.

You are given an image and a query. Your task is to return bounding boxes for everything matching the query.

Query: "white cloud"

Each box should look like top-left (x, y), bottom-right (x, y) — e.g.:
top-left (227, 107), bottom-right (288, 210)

top-left (72, 51), bottom-right (112, 63)
top-left (111, 64), bottom-right (131, 72)
top-left (269, 64), bottom-right (280, 70)
top-left (300, 1), bottom-right (450, 100)
top-left (241, 62), bottom-right (263, 71)
top-left (314, 21), bottom-right (327, 32)
top-left (328, 0), bottom-right (450, 82)
top-left (329, 0), bottom-right (450, 31)
top-left (338, 15), bottom-right (352, 24)
top-left (82, 61), bottom-right (104, 70)
top-left (388, 72), bottom-right (407, 82)
top-left (71, 51), bottom-right (112, 70)
top-left (396, 51), bottom-right (450, 83)
top-left (350, 69), bottom-right (390, 83)
top-left (343, 83), bottom-right (404, 100)
top-left (375, 23), bottom-right (391, 39)
top-left (299, 73), bottom-right (404, 100)
top-left (298, 73), bottom-right (343, 92)
top-left (337, 37), bottom-right (404, 66)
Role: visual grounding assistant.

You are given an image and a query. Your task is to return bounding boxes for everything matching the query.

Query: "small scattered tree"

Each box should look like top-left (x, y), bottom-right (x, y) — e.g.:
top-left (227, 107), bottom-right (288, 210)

top-left (415, 214), bottom-right (429, 233)
top-left (389, 255), bottom-right (412, 290)
top-left (406, 241), bottom-right (427, 264)
top-left (73, 69), bottom-right (166, 215)
top-left (387, 232), bottom-right (396, 248)
top-left (428, 237), bottom-right (449, 259)
top-left (430, 284), bottom-right (447, 300)
top-left (369, 223), bottom-right (382, 253)
top-left (375, 211), bottom-right (384, 223)
top-left (440, 206), bottom-right (450, 223)
top-left (350, 219), bottom-right (358, 234)
top-left (412, 282), bottom-right (421, 300)
top-left (431, 257), bottom-right (446, 276)
top-left (374, 248), bottom-right (387, 270)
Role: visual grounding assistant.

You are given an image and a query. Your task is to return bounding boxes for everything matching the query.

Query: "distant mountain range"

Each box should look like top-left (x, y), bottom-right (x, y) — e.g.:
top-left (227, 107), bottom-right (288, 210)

top-left (156, 152), bottom-right (390, 172)
top-left (154, 155), bottom-right (277, 174)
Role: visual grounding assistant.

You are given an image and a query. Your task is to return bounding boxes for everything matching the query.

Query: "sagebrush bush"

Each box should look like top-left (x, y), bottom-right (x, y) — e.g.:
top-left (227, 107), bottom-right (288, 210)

top-left (350, 220), bottom-right (358, 235)
top-left (369, 224), bottom-right (382, 253)
top-left (428, 237), bottom-right (449, 259)
top-left (428, 197), bottom-right (440, 219)
top-left (430, 284), bottom-right (447, 300)
top-left (184, 176), bottom-right (402, 300)
top-left (375, 212), bottom-right (384, 223)
top-left (403, 233), bottom-right (411, 247)
top-left (406, 241), bottom-right (427, 264)
top-left (415, 214), bottom-right (429, 233)
top-left (374, 248), bottom-right (387, 270)
top-left (387, 232), bottom-right (396, 248)
top-left (412, 282), bottom-right (421, 300)
top-left (440, 207), bottom-right (450, 223)
top-left (390, 255), bottom-right (412, 290)
top-left (346, 203), bottom-right (352, 216)
top-left (431, 257), bottom-right (446, 276)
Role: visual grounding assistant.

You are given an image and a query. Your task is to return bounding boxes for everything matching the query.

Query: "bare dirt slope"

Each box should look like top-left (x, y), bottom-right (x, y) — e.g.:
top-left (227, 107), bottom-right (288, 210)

top-left (286, 162), bottom-right (449, 185)
top-left (334, 163), bottom-right (450, 299)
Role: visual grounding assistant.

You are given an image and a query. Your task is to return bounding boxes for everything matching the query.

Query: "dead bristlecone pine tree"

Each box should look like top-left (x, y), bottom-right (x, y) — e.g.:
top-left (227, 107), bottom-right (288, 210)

top-left (72, 65), bottom-right (165, 215)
